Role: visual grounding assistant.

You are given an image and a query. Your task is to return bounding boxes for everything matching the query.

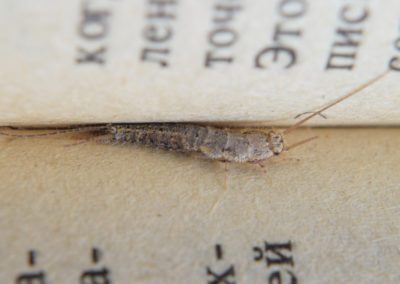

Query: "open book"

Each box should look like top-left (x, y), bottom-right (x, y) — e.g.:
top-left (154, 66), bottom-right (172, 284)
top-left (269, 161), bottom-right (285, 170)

top-left (0, 0), bottom-right (399, 126)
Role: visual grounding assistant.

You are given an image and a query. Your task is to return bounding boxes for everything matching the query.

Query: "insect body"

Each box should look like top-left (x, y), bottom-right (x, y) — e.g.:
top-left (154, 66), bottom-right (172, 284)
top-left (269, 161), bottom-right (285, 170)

top-left (110, 124), bottom-right (284, 163)
top-left (0, 70), bottom-right (390, 164)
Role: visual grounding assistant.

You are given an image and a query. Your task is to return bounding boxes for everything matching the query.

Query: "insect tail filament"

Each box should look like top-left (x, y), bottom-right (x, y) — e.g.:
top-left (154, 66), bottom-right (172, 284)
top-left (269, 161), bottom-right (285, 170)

top-left (0, 125), bottom-right (109, 138)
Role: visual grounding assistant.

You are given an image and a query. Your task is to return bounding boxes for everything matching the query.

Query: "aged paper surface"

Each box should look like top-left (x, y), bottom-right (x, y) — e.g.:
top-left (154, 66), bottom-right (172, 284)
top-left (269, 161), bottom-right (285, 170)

top-left (0, 2), bottom-right (399, 282)
top-left (0, 0), bottom-right (400, 125)
top-left (0, 128), bottom-right (399, 283)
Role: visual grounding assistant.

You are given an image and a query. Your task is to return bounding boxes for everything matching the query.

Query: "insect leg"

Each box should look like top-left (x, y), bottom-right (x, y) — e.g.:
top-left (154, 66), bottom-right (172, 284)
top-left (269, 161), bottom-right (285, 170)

top-left (284, 136), bottom-right (319, 151)
top-left (247, 160), bottom-right (265, 168)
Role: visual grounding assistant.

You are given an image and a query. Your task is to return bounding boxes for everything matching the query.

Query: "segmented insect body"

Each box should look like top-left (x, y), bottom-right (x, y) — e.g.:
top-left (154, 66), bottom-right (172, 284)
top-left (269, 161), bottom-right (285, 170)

top-left (0, 70), bottom-right (390, 164)
top-left (110, 124), bottom-right (284, 163)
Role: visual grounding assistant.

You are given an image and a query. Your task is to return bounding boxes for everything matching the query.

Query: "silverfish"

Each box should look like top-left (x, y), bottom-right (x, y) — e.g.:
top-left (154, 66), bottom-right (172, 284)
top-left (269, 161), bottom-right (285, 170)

top-left (0, 70), bottom-right (390, 165)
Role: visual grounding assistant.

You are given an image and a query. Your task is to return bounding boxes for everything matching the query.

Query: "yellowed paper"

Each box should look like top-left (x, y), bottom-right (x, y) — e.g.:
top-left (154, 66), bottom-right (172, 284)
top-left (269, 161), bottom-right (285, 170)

top-left (0, 128), bottom-right (399, 283)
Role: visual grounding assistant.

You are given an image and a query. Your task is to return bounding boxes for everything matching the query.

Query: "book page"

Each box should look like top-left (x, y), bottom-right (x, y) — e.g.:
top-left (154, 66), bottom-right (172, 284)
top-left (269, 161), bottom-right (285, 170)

top-left (1, 1), bottom-right (399, 283)
top-left (0, 0), bottom-right (399, 125)
top-left (0, 128), bottom-right (399, 283)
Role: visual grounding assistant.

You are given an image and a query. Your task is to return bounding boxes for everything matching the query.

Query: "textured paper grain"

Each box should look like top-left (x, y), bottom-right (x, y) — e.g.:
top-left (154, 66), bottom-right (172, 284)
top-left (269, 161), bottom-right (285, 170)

top-left (0, 0), bottom-right (399, 125)
top-left (0, 128), bottom-right (399, 283)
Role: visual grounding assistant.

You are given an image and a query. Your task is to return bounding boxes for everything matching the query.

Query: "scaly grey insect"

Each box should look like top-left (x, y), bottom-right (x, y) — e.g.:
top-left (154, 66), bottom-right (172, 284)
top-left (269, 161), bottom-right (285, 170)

top-left (110, 123), bottom-right (284, 163)
top-left (0, 70), bottom-right (390, 164)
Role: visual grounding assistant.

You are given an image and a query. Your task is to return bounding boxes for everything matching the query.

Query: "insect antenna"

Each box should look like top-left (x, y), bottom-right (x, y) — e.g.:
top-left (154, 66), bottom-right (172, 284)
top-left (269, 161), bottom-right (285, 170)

top-left (283, 70), bottom-right (391, 135)
top-left (0, 125), bottom-right (109, 138)
top-left (284, 136), bottom-right (318, 152)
